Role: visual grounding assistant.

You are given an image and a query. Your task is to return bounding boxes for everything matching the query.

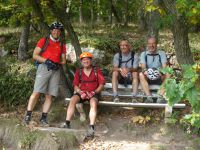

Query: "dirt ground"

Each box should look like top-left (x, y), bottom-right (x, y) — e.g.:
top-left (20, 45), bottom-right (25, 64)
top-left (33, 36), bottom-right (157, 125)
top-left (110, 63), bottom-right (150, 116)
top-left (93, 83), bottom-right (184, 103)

top-left (78, 106), bottom-right (199, 150)
top-left (0, 104), bottom-right (199, 150)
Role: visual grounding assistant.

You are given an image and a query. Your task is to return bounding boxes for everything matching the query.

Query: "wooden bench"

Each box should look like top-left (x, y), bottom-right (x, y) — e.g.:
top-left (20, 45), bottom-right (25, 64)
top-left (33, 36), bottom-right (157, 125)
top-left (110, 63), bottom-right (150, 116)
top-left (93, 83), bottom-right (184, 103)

top-left (65, 83), bottom-right (186, 123)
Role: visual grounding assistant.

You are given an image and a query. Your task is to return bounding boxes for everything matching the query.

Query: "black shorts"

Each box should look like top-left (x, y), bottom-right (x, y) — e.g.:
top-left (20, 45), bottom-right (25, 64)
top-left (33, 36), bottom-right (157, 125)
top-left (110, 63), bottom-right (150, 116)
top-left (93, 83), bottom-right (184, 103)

top-left (147, 78), bottom-right (162, 85)
top-left (118, 74), bottom-right (132, 85)
top-left (73, 93), bottom-right (100, 103)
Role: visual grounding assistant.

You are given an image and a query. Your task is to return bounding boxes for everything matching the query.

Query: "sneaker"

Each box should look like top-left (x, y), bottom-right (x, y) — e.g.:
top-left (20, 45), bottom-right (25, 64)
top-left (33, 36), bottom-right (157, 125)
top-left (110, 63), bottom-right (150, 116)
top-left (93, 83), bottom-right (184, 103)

top-left (157, 96), bottom-right (166, 103)
top-left (144, 96), bottom-right (153, 103)
top-left (113, 96), bottom-right (119, 102)
top-left (23, 115), bottom-right (31, 125)
top-left (40, 119), bottom-right (49, 127)
top-left (84, 127), bottom-right (95, 141)
top-left (60, 123), bottom-right (71, 129)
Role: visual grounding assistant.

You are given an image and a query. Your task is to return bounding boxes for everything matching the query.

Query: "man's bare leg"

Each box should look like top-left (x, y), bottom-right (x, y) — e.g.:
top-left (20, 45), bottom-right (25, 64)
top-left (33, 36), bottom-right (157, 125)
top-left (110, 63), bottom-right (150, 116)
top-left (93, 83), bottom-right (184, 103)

top-left (27, 92), bottom-right (40, 111)
top-left (158, 73), bottom-right (170, 96)
top-left (76, 103), bottom-right (86, 122)
top-left (139, 72), bottom-right (151, 96)
top-left (132, 72), bottom-right (139, 95)
top-left (66, 95), bottom-right (80, 121)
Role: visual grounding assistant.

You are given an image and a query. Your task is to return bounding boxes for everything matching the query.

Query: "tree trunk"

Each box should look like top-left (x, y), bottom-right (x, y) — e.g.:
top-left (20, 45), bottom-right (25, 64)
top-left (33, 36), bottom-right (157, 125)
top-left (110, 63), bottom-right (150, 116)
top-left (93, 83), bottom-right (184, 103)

top-left (91, 0), bottom-right (94, 28)
top-left (48, 0), bottom-right (82, 58)
top-left (18, 14), bottom-right (31, 61)
top-left (79, 0), bottom-right (84, 24)
top-left (28, 0), bottom-right (49, 35)
top-left (147, 10), bottom-right (160, 40)
top-left (145, 0), bottom-right (160, 40)
top-left (109, 0), bottom-right (113, 24)
top-left (138, 6), bottom-right (147, 31)
top-left (111, 2), bottom-right (121, 25)
top-left (123, 0), bottom-right (129, 27)
top-left (161, 0), bottom-right (194, 65)
top-left (97, 0), bottom-right (101, 23)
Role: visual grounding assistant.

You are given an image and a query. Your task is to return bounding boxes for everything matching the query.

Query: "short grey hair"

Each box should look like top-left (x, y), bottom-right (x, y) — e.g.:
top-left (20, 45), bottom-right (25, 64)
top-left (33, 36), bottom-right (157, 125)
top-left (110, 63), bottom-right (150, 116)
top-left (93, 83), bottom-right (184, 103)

top-left (147, 35), bottom-right (157, 43)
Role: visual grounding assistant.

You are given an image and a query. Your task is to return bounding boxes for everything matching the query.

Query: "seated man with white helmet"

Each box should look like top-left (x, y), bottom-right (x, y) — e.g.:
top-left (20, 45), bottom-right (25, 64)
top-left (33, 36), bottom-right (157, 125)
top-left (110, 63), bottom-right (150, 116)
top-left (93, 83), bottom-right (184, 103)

top-left (139, 35), bottom-right (170, 103)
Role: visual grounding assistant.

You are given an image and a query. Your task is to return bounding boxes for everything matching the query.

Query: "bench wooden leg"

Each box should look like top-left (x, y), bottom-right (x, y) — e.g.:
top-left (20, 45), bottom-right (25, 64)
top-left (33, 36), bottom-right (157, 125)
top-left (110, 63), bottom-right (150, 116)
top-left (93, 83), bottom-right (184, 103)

top-left (164, 104), bottom-right (173, 123)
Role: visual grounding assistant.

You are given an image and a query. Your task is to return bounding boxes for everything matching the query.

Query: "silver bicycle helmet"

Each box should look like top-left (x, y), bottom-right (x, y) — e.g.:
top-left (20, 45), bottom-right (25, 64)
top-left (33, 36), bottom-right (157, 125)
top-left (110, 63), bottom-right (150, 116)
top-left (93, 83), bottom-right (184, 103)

top-left (147, 68), bottom-right (161, 80)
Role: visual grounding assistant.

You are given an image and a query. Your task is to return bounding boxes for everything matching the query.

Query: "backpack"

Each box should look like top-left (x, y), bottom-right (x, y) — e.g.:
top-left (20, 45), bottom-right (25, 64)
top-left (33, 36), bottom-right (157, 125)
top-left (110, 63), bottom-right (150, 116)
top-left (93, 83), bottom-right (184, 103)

top-left (35, 36), bottom-right (63, 67)
top-left (78, 66), bottom-right (98, 83)
top-left (118, 51), bottom-right (135, 68)
top-left (145, 51), bottom-right (161, 69)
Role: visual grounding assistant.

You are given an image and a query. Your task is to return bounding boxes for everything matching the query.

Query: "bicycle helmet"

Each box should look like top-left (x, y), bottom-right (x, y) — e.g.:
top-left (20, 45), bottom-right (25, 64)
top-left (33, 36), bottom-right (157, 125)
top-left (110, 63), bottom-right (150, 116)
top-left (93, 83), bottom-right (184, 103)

top-left (80, 52), bottom-right (93, 60)
top-left (50, 22), bottom-right (63, 30)
top-left (147, 68), bottom-right (161, 80)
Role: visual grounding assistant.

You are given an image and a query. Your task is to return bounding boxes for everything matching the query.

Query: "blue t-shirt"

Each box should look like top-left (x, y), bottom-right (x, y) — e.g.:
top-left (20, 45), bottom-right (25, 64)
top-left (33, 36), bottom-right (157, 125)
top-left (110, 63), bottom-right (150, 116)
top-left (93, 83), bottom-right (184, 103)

top-left (113, 51), bottom-right (139, 69)
top-left (140, 50), bottom-right (167, 69)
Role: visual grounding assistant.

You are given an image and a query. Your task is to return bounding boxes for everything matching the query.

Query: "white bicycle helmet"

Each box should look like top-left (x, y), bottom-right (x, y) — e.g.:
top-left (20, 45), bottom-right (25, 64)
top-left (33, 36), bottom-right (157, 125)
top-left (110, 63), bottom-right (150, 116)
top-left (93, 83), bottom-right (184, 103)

top-left (50, 22), bottom-right (63, 30)
top-left (147, 68), bottom-right (161, 80)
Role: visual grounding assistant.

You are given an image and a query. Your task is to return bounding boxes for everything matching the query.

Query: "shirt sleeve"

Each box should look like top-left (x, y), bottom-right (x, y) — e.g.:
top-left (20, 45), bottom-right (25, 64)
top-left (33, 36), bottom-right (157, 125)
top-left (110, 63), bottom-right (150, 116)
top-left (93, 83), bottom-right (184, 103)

top-left (133, 53), bottom-right (139, 68)
top-left (160, 51), bottom-right (167, 64)
top-left (140, 51), bottom-right (146, 65)
top-left (97, 68), bottom-right (105, 85)
top-left (73, 69), bottom-right (80, 87)
top-left (113, 53), bottom-right (119, 67)
top-left (36, 38), bottom-right (46, 49)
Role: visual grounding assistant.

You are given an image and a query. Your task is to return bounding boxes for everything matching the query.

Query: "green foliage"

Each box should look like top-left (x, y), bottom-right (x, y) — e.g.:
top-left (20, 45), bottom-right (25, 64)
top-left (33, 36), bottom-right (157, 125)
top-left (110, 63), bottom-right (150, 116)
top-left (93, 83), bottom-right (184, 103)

top-left (3, 34), bottom-right (19, 53)
top-left (176, 0), bottom-right (200, 25)
top-left (164, 64), bottom-right (200, 133)
top-left (0, 57), bottom-right (33, 108)
top-left (181, 113), bottom-right (200, 134)
top-left (19, 131), bottom-right (39, 149)
top-left (164, 64), bottom-right (200, 112)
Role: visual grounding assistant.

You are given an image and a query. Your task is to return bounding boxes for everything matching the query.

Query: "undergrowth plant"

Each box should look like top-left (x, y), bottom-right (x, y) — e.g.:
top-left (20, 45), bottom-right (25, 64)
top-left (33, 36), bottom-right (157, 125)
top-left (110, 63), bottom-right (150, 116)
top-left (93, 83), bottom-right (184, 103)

top-left (0, 58), bottom-right (33, 108)
top-left (163, 63), bottom-right (200, 134)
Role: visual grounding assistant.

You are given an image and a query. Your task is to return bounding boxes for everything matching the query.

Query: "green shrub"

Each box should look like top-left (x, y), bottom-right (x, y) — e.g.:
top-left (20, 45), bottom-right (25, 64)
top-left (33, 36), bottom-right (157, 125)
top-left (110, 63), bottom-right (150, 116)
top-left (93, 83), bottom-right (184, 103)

top-left (164, 64), bottom-right (200, 134)
top-left (0, 58), bottom-right (33, 108)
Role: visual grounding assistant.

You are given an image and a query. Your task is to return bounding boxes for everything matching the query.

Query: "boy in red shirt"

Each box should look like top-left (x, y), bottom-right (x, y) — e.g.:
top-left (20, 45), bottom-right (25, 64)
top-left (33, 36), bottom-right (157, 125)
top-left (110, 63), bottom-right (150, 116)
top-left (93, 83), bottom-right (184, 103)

top-left (62, 52), bottom-right (105, 139)
top-left (23, 22), bottom-right (66, 126)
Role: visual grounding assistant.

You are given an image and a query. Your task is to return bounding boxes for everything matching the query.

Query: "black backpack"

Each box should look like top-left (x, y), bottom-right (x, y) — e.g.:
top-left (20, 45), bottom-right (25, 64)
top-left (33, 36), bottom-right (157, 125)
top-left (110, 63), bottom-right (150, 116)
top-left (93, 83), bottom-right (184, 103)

top-left (118, 51), bottom-right (135, 68)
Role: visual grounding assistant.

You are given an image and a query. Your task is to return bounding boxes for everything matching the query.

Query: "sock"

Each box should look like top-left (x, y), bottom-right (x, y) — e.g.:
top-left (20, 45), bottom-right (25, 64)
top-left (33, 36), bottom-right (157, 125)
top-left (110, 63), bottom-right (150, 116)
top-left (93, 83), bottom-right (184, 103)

top-left (41, 113), bottom-right (48, 120)
top-left (26, 111), bottom-right (32, 117)
top-left (66, 120), bottom-right (70, 126)
top-left (113, 92), bottom-right (118, 97)
top-left (90, 125), bottom-right (95, 130)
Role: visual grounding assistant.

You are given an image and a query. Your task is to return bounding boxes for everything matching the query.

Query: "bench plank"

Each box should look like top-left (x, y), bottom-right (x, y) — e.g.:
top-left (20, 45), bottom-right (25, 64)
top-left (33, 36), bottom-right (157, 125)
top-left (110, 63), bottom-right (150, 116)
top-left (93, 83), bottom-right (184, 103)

top-left (101, 91), bottom-right (159, 98)
top-left (104, 83), bottom-right (160, 90)
top-left (65, 98), bottom-right (186, 109)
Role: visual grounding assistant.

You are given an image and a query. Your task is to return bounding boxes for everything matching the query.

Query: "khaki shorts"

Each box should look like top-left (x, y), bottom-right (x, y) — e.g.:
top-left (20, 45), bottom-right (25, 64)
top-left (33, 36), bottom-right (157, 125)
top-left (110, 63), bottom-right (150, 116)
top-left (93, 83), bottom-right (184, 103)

top-left (33, 64), bottom-right (61, 97)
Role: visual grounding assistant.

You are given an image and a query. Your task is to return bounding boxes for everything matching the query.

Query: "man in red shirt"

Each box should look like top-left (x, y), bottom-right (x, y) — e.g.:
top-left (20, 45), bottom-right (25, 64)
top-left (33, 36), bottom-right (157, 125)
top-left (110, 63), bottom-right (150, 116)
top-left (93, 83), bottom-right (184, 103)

top-left (62, 52), bottom-right (105, 139)
top-left (23, 22), bottom-right (66, 126)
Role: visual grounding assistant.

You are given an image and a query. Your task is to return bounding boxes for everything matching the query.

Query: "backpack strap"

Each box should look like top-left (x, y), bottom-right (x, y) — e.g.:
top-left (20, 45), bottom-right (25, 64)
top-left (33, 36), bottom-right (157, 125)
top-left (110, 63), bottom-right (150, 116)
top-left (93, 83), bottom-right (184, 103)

top-left (118, 52), bottom-right (122, 68)
top-left (145, 51), bottom-right (162, 69)
top-left (79, 67), bottom-right (83, 83)
top-left (39, 36), bottom-right (49, 55)
top-left (131, 51), bottom-right (135, 67)
top-left (118, 51), bottom-right (135, 68)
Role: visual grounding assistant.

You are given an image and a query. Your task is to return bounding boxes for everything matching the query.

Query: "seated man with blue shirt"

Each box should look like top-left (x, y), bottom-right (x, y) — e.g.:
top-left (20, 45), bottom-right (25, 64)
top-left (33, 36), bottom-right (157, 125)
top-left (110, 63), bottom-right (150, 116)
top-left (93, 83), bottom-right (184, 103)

top-left (139, 36), bottom-right (170, 103)
top-left (112, 39), bottom-right (139, 102)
